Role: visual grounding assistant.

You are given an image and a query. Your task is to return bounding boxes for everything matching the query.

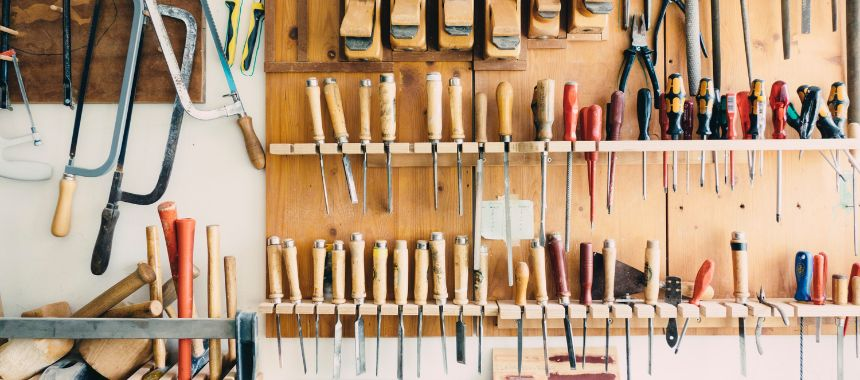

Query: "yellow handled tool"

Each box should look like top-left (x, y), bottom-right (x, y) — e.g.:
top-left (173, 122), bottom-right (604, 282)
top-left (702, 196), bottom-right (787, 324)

top-left (223, 0), bottom-right (242, 66)
top-left (240, 0), bottom-right (264, 75)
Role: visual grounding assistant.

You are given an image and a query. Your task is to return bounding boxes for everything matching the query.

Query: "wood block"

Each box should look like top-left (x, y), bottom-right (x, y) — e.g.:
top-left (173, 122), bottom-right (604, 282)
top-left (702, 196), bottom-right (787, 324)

top-left (568, 0), bottom-right (608, 39)
top-left (654, 302), bottom-right (677, 318)
top-left (390, 0), bottom-right (427, 51)
top-left (721, 302), bottom-right (750, 318)
top-left (342, 0), bottom-right (384, 61)
top-left (611, 303), bottom-right (633, 318)
top-left (492, 347), bottom-right (619, 380)
top-left (677, 303), bottom-right (700, 318)
top-left (79, 338), bottom-right (152, 380)
top-left (698, 301), bottom-right (728, 318)
top-left (634, 303), bottom-right (656, 318)
top-left (485, 0), bottom-right (521, 59)
top-left (438, 0), bottom-right (474, 50)
top-left (746, 301), bottom-right (773, 317)
top-left (588, 303), bottom-right (610, 318)
top-left (528, 0), bottom-right (562, 39)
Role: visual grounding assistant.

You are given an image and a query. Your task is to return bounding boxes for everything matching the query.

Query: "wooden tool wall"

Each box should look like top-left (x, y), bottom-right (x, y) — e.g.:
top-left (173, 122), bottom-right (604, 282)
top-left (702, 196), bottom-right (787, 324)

top-left (265, 0), bottom-right (855, 337)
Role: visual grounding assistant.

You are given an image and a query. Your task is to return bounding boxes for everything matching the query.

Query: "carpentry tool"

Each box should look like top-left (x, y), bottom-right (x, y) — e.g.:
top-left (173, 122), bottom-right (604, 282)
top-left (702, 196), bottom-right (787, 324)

top-left (665, 73), bottom-right (686, 192)
top-left (146, 226), bottom-right (166, 369)
top-left (675, 259), bottom-right (714, 354)
top-left (696, 78), bottom-right (716, 190)
top-left (0, 0), bottom-right (9, 110)
top-left (619, 15), bottom-right (661, 100)
top-left (770, 81), bottom-right (789, 222)
top-left (547, 233), bottom-right (576, 369)
top-left (450, 77), bottom-right (466, 216)
top-left (777, 0), bottom-right (790, 60)
top-left (206, 225), bottom-right (222, 377)
top-left (528, 239), bottom-right (550, 374)
top-left (473, 92), bottom-right (487, 268)
top-left (644, 240), bottom-right (659, 374)
top-left (661, 95), bottom-right (670, 194)
top-left (851, 275), bottom-right (860, 358)
top-left (592, 253), bottom-right (713, 302)
top-left (239, 0), bottom-right (264, 75)
top-left (837, 313), bottom-right (846, 380)
top-left (638, 88), bottom-right (652, 199)
top-left (515, 261), bottom-right (529, 376)
top-left (563, 83), bottom-right (578, 249)
top-left (583, 105), bottom-right (602, 229)
top-left (485, 0), bottom-right (521, 58)
top-left (795, 251), bottom-right (812, 379)
top-left (359, 79), bottom-right (372, 214)
top-left (306, 78), bottom-right (330, 215)
top-left (755, 287), bottom-right (789, 353)
top-left (652, 0), bottom-right (708, 66)
top-left (498, 81), bottom-right (515, 286)
top-left (453, 236), bottom-right (469, 364)
top-left (828, 82), bottom-right (850, 193)
top-left (622, 0), bottom-right (630, 29)
top-left (223, 0), bottom-right (241, 65)
top-left (341, 0), bottom-right (383, 60)
top-left (710, 0), bottom-right (721, 88)
top-left (740, 0), bottom-right (753, 84)
top-left (0, 51), bottom-right (49, 182)
top-left (90, 7), bottom-right (197, 273)
top-left (324, 78), bottom-right (359, 205)
top-left (802, 0), bottom-right (811, 34)
top-left (267, 240), bottom-right (286, 365)
top-left (373, 240), bottom-right (388, 376)
top-left (414, 239), bottom-right (429, 377)
top-left (685, 0), bottom-right (701, 97)
top-left (224, 255), bottom-right (238, 365)
top-left (175, 218), bottom-right (195, 380)
top-left (283, 238), bottom-right (307, 373)
top-left (394, 240), bottom-right (409, 379)
top-left (439, 0), bottom-right (474, 50)
top-left (738, 92), bottom-right (753, 183)
top-left (429, 232), bottom-right (449, 373)
top-left (725, 93), bottom-right (738, 190)
top-left (602, 240), bottom-right (616, 372)
top-left (62, 0), bottom-right (72, 108)
top-left (665, 276), bottom-right (681, 348)
top-left (606, 91), bottom-right (624, 213)
top-left (474, 244), bottom-right (489, 372)
top-left (533, 79), bottom-right (554, 243)
top-left (682, 99), bottom-right (694, 193)
top-left (580, 242), bottom-right (593, 368)
top-left (350, 233), bottom-right (367, 375)
top-left (427, 72), bottom-right (442, 210)
top-left (333, 240), bottom-right (346, 379)
top-left (390, 0), bottom-right (427, 50)
top-left (813, 252), bottom-right (828, 343)
top-left (312, 239), bottom-right (326, 374)
top-left (749, 80), bottom-right (766, 184)
top-left (380, 73), bottom-right (397, 213)
top-left (731, 232), bottom-right (749, 376)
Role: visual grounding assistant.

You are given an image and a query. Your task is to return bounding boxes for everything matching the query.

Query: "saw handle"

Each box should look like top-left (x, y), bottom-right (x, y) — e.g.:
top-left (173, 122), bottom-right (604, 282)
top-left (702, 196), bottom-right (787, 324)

top-left (224, 256), bottom-right (238, 362)
top-left (546, 233), bottom-right (570, 304)
top-left (379, 73), bottom-right (397, 142)
top-left (602, 240), bottom-right (617, 304)
top-left (563, 82), bottom-right (579, 142)
top-left (372, 240), bottom-right (389, 305)
top-left (794, 251), bottom-right (813, 301)
top-left (730, 231), bottom-right (749, 303)
top-left (529, 239), bottom-right (548, 305)
top-left (532, 79), bottom-right (554, 141)
top-left (393, 240), bottom-right (409, 305)
top-left (175, 218), bottom-right (195, 380)
top-left (475, 92), bottom-right (488, 143)
top-left (812, 253), bottom-right (827, 305)
top-left (312, 240), bottom-right (326, 303)
top-left (359, 79), bottom-right (372, 141)
top-left (474, 245), bottom-right (489, 305)
top-left (449, 77), bottom-right (465, 141)
top-left (514, 262), bottom-right (529, 307)
top-left (323, 78), bottom-right (348, 140)
top-left (453, 236), bottom-right (469, 305)
top-left (266, 237), bottom-right (284, 300)
top-left (237, 116), bottom-right (266, 170)
top-left (332, 241), bottom-right (346, 305)
top-left (415, 240), bottom-right (430, 305)
top-left (426, 72), bottom-right (443, 141)
top-left (349, 234), bottom-right (367, 302)
top-left (580, 242), bottom-right (593, 306)
top-left (51, 174), bottom-right (76, 237)
top-left (689, 259), bottom-right (715, 305)
top-left (637, 88), bottom-right (652, 141)
top-left (91, 196), bottom-right (120, 274)
top-left (644, 240), bottom-right (661, 305)
top-left (429, 233), bottom-right (448, 304)
top-left (497, 81), bottom-right (513, 139)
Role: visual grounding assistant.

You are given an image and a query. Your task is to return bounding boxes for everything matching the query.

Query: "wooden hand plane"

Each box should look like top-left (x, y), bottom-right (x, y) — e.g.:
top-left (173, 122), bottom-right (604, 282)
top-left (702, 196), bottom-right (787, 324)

top-left (485, 0), bottom-right (521, 59)
top-left (439, 0), bottom-right (474, 50)
top-left (341, 0), bottom-right (383, 61)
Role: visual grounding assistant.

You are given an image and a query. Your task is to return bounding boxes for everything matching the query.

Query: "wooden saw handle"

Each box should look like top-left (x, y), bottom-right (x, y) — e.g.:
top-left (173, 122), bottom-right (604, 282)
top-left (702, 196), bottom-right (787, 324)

top-left (475, 92), bottom-right (488, 143)
top-left (324, 78), bottom-right (349, 140)
top-left (453, 236), bottom-right (469, 305)
top-left (207, 225), bottom-right (222, 379)
top-left (51, 174), bottom-right (76, 237)
top-left (393, 240), bottom-right (409, 305)
top-left (530, 239), bottom-right (548, 305)
top-left (426, 72), bottom-right (443, 141)
top-left (373, 240), bottom-right (389, 305)
top-left (449, 77), bottom-right (465, 141)
top-left (236, 115), bottom-right (266, 170)
top-left (312, 239), bottom-right (327, 303)
top-left (644, 240), bottom-right (661, 305)
top-left (72, 263), bottom-right (156, 318)
top-left (332, 241), bottom-right (347, 304)
top-left (414, 240), bottom-right (430, 305)
top-left (429, 232), bottom-right (448, 304)
top-left (514, 262), bottom-right (529, 307)
top-left (350, 233), bottom-right (367, 303)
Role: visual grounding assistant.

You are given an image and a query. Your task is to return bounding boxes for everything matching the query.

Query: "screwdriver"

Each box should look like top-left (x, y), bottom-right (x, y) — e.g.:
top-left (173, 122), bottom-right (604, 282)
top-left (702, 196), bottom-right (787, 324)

top-left (659, 94), bottom-right (670, 193)
top-left (644, 240), bottom-right (661, 375)
top-left (323, 78), bottom-right (359, 204)
top-left (450, 77), bottom-right (466, 216)
top-left (311, 239), bottom-right (326, 374)
top-left (349, 233), bottom-right (367, 375)
top-left (730, 232), bottom-right (749, 376)
top-left (453, 236), bottom-right (469, 364)
top-left (372, 240), bottom-right (388, 376)
top-left (282, 238), bottom-right (307, 373)
top-left (749, 79), bottom-right (766, 184)
top-left (795, 251), bottom-right (813, 380)
top-left (602, 239), bottom-right (617, 373)
top-left (736, 91), bottom-right (752, 185)
top-left (380, 74), bottom-right (397, 213)
top-left (682, 99), bottom-right (694, 193)
top-left (426, 73), bottom-right (442, 210)
top-left (580, 242), bottom-right (593, 369)
top-left (637, 88), bottom-right (652, 200)
top-left (332, 240), bottom-right (346, 379)
top-left (674, 259), bottom-right (714, 354)
top-left (547, 232), bottom-right (576, 369)
top-left (265, 237), bottom-right (284, 367)
top-left (665, 73), bottom-right (686, 193)
top-left (532, 79), bottom-right (555, 245)
top-left (529, 239), bottom-right (551, 374)
top-left (359, 80), bottom-right (372, 214)
top-left (695, 78), bottom-right (716, 192)
top-left (582, 105), bottom-right (602, 230)
top-left (514, 261), bottom-right (529, 376)
top-left (414, 240), bottom-right (429, 377)
top-left (725, 93), bottom-right (738, 190)
top-left (563, 83), bottom-right (579, 251)
top-left (393, 240), bottom-right (408, 380)
top-left (473, 244), bottom-right (489, 373)
top-left (429, 232), bottom-right (449, 374)
top-left (769, 81), bottom-right (789, 223)
top-left (606, 91), bottom-right (624, 214)
top-left (306, 78), bottom-right (330, 214)
top-left (498, 82), bottom-right (515, 286)
top-left (813, 252), bottom-right (828, 343)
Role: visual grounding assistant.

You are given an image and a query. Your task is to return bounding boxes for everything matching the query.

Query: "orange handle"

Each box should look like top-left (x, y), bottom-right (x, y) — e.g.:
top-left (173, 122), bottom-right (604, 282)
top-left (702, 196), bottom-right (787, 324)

top-left (175, 218), bottom-right (196, 380)
top-left (689, 259), bottom-right (715, 305)
top-left (157, 201), bottom-right (180, 281)
top-left (812, 253), bottom-right (826, 305)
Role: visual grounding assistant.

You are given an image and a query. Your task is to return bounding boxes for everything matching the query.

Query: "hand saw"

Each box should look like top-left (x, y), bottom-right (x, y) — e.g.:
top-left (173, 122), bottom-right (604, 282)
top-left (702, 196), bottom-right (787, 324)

top-left (0, 50), bottom-right (51, 182)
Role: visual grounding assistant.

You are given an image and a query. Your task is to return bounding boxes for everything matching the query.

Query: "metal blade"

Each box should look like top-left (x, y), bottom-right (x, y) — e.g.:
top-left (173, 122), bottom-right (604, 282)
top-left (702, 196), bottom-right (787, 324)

top-left (582, 316), bottom-right (588, 369)
top-left (432, 147), bottom-right (438, 209)
top-left (397, 306), bottom-right (404, 380)
top-left (837, 318), bottom-right (845, 380)
top-left (739, 318), bottom-right (747, 376)
top-left (539, 152), bottom-right (548, 245)
top-left (362, 149), bottom-right (367, 214)
top-left (376, 306), bottom-right (382, 376)
top-left (354, 305), bottom-right (366, 375)
top-left (478, 307), bottom-right (484, 373)
top-left (440, 305), bottom-right (448, 374)
top-left (565, 152), bottom-right (573, 252)
top-left (318, 151), bottom-right (330, 215)
top-left (642, 151), bottom-right (647, 199)
top-left (817, 317), bottom-right (822, 343)
top-left (855, 317), bottom-right (858, 358)
top-left (541, 307), bottom-right (549, 375)
top-left (625, 319), bottom-right (631, 380)
top-left (417, 306), bottom-right (423, 377)
top-left (341, 152), bottom-right (358, 204)
top-left (755, 317), bottom-right (764, 355)
top-left (457, 147), bottom-right (463, 216)
top-left (473, 152), bottom-right (484, 270)
top-left (801, 0), bottom-right (811, 33)
top-left (504, 149), bottom-right (513, 286)
top-left (648, 318), bottom-right (653, 375)
top-left (315, 306), bottom-right (320, 374)
top-left (297, 313), bottom-right (307, 373)
top-left (563, 309), bottom-right (576, 369)
top-left (386, 148), bottom-right (393, 213)
top-left (274, 305), bottom-right (282, 368)
top-left (800, 317), bottom-right (805, 380)
top-left (456, 307), bottom-right (466, 364)
top-left (334, 309), bottom-right (342, 379)
top-left (517, 313), bottom-right (524, 375)
top-left (674, 318), bottom-right (690, 354)
top-left (605, 318), bottom-right (610, 372)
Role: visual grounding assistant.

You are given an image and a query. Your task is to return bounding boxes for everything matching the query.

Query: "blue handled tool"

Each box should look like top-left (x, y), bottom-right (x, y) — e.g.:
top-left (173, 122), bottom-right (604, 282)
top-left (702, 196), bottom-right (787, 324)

top-left (795, 251), bottom-right (813, 301)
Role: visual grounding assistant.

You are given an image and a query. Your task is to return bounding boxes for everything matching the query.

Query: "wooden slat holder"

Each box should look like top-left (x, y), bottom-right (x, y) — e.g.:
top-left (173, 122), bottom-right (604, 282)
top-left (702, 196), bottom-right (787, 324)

top-left (484, 0), bottom-right (521, 59)
top-left (438, 0), bottom-right (474, 50)
top-left (528, 0), bottom-right (562, 39)
top-left (390, 0), bottom-right (427, 51)
top-left (568, 0), bottom-right (610, 41)
top-left (341, 0), bottom-right (384, 61)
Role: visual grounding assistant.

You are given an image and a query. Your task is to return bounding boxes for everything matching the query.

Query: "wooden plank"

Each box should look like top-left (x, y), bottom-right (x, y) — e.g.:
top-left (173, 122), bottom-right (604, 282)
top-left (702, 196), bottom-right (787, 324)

top-left (492, 347), bottom-right (619, 380)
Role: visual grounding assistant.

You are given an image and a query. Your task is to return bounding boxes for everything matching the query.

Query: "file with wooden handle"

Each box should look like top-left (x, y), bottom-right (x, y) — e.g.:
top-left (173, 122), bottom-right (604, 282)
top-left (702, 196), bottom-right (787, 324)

top-left (546, 233), bottom-right (575, 369)
top-left (393, 240), bottom-right (408, 377)
top-left (514, 261), bottom-right (529, 375)
top-left (372, 240), bottom-right (388, 376)
top-left (282, 238), bottom-right (307, 373)
top-left (454, 236), bottom-right (468, 364)
top-left (530, 239), bottom-right (550, 375)
top-left (474, 244), bottom-right (489, 372)
top-left (731, 231), bottom-right (748, 376)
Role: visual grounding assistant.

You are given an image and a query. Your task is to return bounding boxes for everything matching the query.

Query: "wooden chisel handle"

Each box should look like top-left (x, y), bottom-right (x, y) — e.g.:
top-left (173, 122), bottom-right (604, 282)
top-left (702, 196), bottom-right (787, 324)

top-left (359, 79), bottom-right (372, 142)
top-left (282, 239), bottom-right (302, 303)
top-left (602, 239), bottom-right (617, 304)
top-left (312, 239), bottom-right (327, 303)
top-left (266, 236), bottom-right (284, 301)
top-left (689, 259), bottom-right (715, 306)
top-left (532, 79), bottom-right (554, 141)
top-left (393, 240), bottom-right (409, 305)
top-left (563, 82), bottom-right (579, 142)
top-left (579, 243), bottom-right (593, 306)
top-left (429, 232), bottom-right (448, 304)
top-left (514, 262), bottom-right (529, 307)
top-left (51, 174), bottom-right (76, 237)
top-left (449, 77), bottom-right (465, 141)
top-left (812, 253), bottom-right (827, 305)
top-left (224, 256), bottom-right (238, 362)
top-left (475, 92), bottom-right (488, 143)
top-left (426, 72), bottom-right (443, 141)
top-left (236, 115), bottom-right (266, 170)
top-left (332, 241), bottom-right (347, 304)
top-left (307, 78), bottom-right (325, 142)
top-left (323, 78), bottom-right (349, 141)
top-left (848, 264), bottom-right (860, 305)
top-left (350, 233), bottom-right (367, 303)
top-left (380, 73), bottom-right (397, 142)
top-left (530, 239), bottom-right (548, 306)
top-left (72, 262), bottom-right (156, 318)
top-left (730, 231), bottom-right (749, 303)
top-left (415, 240), bottom-right (430, 305)
top-left (453, 236), bottom-right (469, 305)
top-left (103, 300), bottom-right (163, 318)
top-left (851, 276), bottom-right (860, 306)
top-left (497, 81), bottom-right (513, 140)
top-left (474, 245), bottom-right (489, 305)
top-left (373, 240), bottom-right (389, 305)
top-left (833, 275), bottom-right (849, 305)
top-left (157, 201), bottom-right (180, 281)
top-left (146, 225), bottom-right (166, 368)
top-left (546, 233), bottom-right (570, 304)
top-left (207, 225), bottom-right (222, 378)
top-left (175, 218), bottom-right (195, 380)
top-left (644, 240), bottom-right (661, 305)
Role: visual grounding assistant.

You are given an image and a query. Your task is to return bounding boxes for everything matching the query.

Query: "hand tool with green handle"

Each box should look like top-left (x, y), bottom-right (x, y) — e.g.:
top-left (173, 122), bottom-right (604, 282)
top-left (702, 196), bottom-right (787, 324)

top-left (430, 232), bottom-right (449, 373)
top-left (563, 83), bottom-right (578, 249)
top-left (240, 0), bottom-right (264, 75)
top-left (532, 79), bottom-right (554, 244)
top-left (547, 233), bottom-right (575, 369)
top-left (427, 73), bottom-right (442, 210)
top-left (638, 88), bottom-right (652, 200)
top-left (696, 78), bottom-right (716, 192)
top-left (223, 0), bottom-right (242, 66)
top-left (450, 77), bottom-right (466, 216)
top-left (530, 239), bottom-right (550, 375)
top-left (497, 81), bottom-right (514, 286)
top-left (350, 233), bottom-right (367, 375)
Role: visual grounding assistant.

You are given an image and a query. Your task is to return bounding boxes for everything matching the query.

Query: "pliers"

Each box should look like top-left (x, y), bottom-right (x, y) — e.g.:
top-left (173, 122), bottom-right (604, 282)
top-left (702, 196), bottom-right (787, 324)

top-left (619, 15), bottom-right (661, 106)
top-left (651, 0), bottom-right (709, 65)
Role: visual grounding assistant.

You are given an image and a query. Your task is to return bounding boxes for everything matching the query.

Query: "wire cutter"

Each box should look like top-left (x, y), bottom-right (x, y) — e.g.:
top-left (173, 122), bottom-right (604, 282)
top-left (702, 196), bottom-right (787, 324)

top-left (619, 15), bottom-right (661, 106)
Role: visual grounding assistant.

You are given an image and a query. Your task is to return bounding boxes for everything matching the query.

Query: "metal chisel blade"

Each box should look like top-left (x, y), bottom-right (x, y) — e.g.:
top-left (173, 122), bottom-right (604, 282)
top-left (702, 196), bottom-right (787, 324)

top-left (440, 306), bottom-right (448, 374)
top-left (625, 319), bottom-right (631, 380)
top-left (397, 306), bottom-right (404, 380)
top-left (563, 309), bottom-right (576, 369)
top-left (539, 152), bottom-right (548, 246)
top-left (386, 148), bottom-right (393, 213)
top-left (456, 308), bottom-right (466, 364)
top-left (334, 309), bottom-right (343, 379)
top-left (274, 306), bottom-right (282, 368)
top-left (433, 147), bottom-right (439, 209)
top-left (362, 149), bottom-right (368, 214)
top-left (604, 318), bottom-right (610, 372)
top-left (582, 316), bottom-right (588, 369)
top-left (837, 318), bottom-right (845, 380)
top-left (315, 306), bottom-right (320, 374)
top-left (739, 318), bottom-right (747, 376)
top-left (318, 152), bottom-right (330, 215)
top-left (504, 148), bottom-right (513, 286)
top-left (478, 308), bottom-right (484, 373)
top-left (565, 152), bottom-right (573, 252)
top-left (648, 318), bottom-right (653, 375)
top-left (341, 152), bottom-right (358, 204)
top-left (473, 153), bottom-right (484, 270)
top-left (517, 313), bottom-right (524, 375)
top-left (354, 307), bottom-right (366, 375)
top-left (755, 317), bottom-right (765, 355)
top-left (542, 307), bottom-right (549, 374)
top-left (376, 306), bottom-right (382, 376)
top-left (417, 306), bottom-right (423, 378)
top-left (457, 147), bottom-right (463, 216)
top-left (297, 314), bottom-right (308, 373)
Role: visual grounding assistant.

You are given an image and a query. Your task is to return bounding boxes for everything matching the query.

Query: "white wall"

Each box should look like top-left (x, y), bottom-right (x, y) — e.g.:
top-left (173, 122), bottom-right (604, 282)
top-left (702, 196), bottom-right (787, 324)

top-left (0, 4), bottom-right (856, 379)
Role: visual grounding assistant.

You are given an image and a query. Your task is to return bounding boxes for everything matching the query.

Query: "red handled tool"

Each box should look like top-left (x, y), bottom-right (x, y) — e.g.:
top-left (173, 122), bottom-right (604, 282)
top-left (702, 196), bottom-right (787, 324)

top-left (724, 93), bottom-right (738, 190)
top-left (176, 217), bottom-right (196, 380)
top-left (579, 242), bottom-right (593, 369)
top-left (769, 81), bottom-right (789, 222)
top-left (737, 91), bottom-right (753, 185)
top-left (581, 105), bottom-right (602, 230)
top-left (682, 99), bottom-right (694, 193)
top-left (675, 259), bottom-right (715, 353)
top-left (812, 252), bottom-right (828, 344)
top-left (843, 263), bottom-right (859, 337)
top-left (563, 83), bottom-right (578, 253)
top-left (606, 91), bottom-right (624, 214)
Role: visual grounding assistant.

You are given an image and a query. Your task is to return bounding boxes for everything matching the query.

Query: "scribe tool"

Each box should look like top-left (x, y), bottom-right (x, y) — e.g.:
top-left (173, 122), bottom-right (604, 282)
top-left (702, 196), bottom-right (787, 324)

top-left (606, 91), bottom-right (625, 213)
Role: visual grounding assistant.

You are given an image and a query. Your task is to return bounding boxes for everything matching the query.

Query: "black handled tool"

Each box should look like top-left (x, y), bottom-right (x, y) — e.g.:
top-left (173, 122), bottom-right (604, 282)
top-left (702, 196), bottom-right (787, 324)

top-left (637, 88), bottom-right (652, 200)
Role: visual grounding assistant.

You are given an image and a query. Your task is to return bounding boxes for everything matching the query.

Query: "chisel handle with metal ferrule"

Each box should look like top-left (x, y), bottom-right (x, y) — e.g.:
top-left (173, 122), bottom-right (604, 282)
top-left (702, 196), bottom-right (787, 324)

top-left (324, 78), bottom-right (358, 204)
top-left (266, 236), bottom-right (284, 302)
top-left (175, 218), bottom-right (195, 380)
top-left (429, 232), bottom-right (449, 303)
top-left (308, 78), bottom-right (324, 142)
top-left (380, 73), bottom-right (397, 213)
top-left (665, 73), bottom-right (686, 139)
top-left (350, 233), bottom-right (367, 304)
top-left (415, 240), bottom-right (430, 306)
top-left (498, 81), bottom-right (514, 140)
top-left (207, 226), bottom-right (223, 376)
top-left (795, 251), bottom-right (813, 301)
top-left (333, 241), bottom-right (347, 305)
top-left (547, 233), bottom-right (570, 304)
top-left (453, 236), bottom-right (469, 305)
top-left (51, 173), bottom-right (77, 237)
top-left (690, 259), bottom-right (715, 306)
top-left (373, 241), bottom-right (389, 305)
top-left (603, 239), bottom-right (617, 304)
top-left (476, 92), bottom-right (488, 144)
top-left (514, 262), bottom-right (529, 375)
top-left (834, 275), bottom-right (849, 305)
top-left (644, 240), bottom-right (661, 305)
top-left (606, 91), bottom-right (624, 212)
top-left (580, 242), bottom-right (593, 306)
top-left (312, 239), bottom-right (327, 303)
top-left (239, 0), bottom-right (264, 75)
top-left (731, 232), bottom-right (749, 303)
top-left (812, 253), bottom-right (827, 306)
top-left (223, 0), bottom-right (241, 66)
top-left (533, 79), bottom-right (554, 242)
top-left (497, 81), bottom-right (514, 285)
top-left (282, 239), bottom-right (302, 303)
top-left (450, 77), bottom-right (466, 216)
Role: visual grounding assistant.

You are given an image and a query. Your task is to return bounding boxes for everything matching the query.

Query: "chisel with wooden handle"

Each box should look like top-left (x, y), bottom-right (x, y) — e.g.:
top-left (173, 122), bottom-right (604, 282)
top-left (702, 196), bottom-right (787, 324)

top-left (731, 231), bottom-right (749, 377)
top-left (176, 218), bottom-right (195, 380)
top-left (312, 239), bottom-right (326, 374)
top-left (324, 78), bottom-right (359, 204)
top-left (394, 240), bottom-right (409, 379)
top-left (580, 242), bottom-right (593, 369)
top-left (332, 240), bottom-right (346, 379)
top-left (532, 79), bottom-right (554, 244)
top-left (473, 244), bottom-right (489, 373)
top-left (380, 73), bottom-right (397, 213)
top-left (224, 255), bottom-right (237, 364)
top-left (283, 238), bottom-right (307, 373)
top-left (515, 261), bottom-right (529, 376)
top-left (146, 225), bottom-right (166, 369)
top-left (207, 225), bottom-right (222, 378)
top-left (453, 236), bottom-right (469, 364)
top-left (530, 239), bottom-right (550, 375)
top-left (306, 78), bottom-right (330, 214)
top-left (644, 240), bottom-right (660, 375)
top-left (450, 77), bottom-right (466, 216)
top-left (547, 232), bottom-right (575, 369)
top-left (350, 233), bottom-right (367, 375)
top-left (414, 239), bottom-right (429, 376)
top-left (359, 79), bottom-right (372, 214)
top-left (427, 72), bottom-right (442, 210)
top-left (602, 239), bottom-right (616, 372)
top-left (675, 259), bottom-right (714, 354)
top-left (429, 232), bottom-right (449, 373)
top-left (266, 236), bottom-right (284, 368)
top-left (373, 240), bottom-right (389, 376)
top-left (498, 81), bottom-right (514, 286)
top-left (473, 92), bottom-right (487, 269)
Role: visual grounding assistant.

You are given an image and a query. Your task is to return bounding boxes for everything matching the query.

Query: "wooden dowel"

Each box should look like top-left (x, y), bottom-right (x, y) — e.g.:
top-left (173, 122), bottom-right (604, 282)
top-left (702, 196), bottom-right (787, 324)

top-left (146, 225), bottom-right (166, 368)
top-left (207, 225), bottom-right (222, 379)
top-left (224, 256), bottom-right (238, 363)
top-left (103, 300), bottom-right (164, 318)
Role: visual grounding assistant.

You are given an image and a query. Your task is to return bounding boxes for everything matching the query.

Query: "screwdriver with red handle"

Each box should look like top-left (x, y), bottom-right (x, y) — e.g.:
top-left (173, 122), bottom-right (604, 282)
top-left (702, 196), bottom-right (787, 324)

top-left (724, 93), bottom-right (738, 190)
top-left (579, 242), bottom-right (593, 369)
top-left (606, 91), bottom-right (624, 214)
top-left (674, 259), bottom-right (715, 354)
top-left (812, 252), bottom-right (828, 343)
top-left (581, 105), bottom-right (602, 230)
top-left (844, 263), bottom-right (860, 357)
top-left (769, 81), bottom-right (789, 223)
top-left (736, 91), bottom-right (752, 185)
top-left (563, 83), bottom-right (579, 253)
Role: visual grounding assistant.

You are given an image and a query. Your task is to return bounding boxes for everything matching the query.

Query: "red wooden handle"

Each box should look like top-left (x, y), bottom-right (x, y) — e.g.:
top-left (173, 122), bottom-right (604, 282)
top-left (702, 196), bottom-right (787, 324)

top-left (546, 233), bottom-right (570, 303)
top-left (580, 242), bottom-right (593, 305)
top-left (608, 91), bottom-right (625, 141)
top-left (769, 81), bottom-right (789, 139)
top-left (725, 93), bottom-right (738, 140)
top-left (582, 105), bottom-right (602, 162)
top-left (689, 259), bottom-right (715, 305)
top-left (812, 254), bottom-right (826, 306)
top-left (157, 201), bottom-right (179, 281)
top-left (175, 217), bottom-right (196, 380)
top-left (563, 82), bottom-right (579, 142)
top-left (737, 91), bottom-right (751, 139)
